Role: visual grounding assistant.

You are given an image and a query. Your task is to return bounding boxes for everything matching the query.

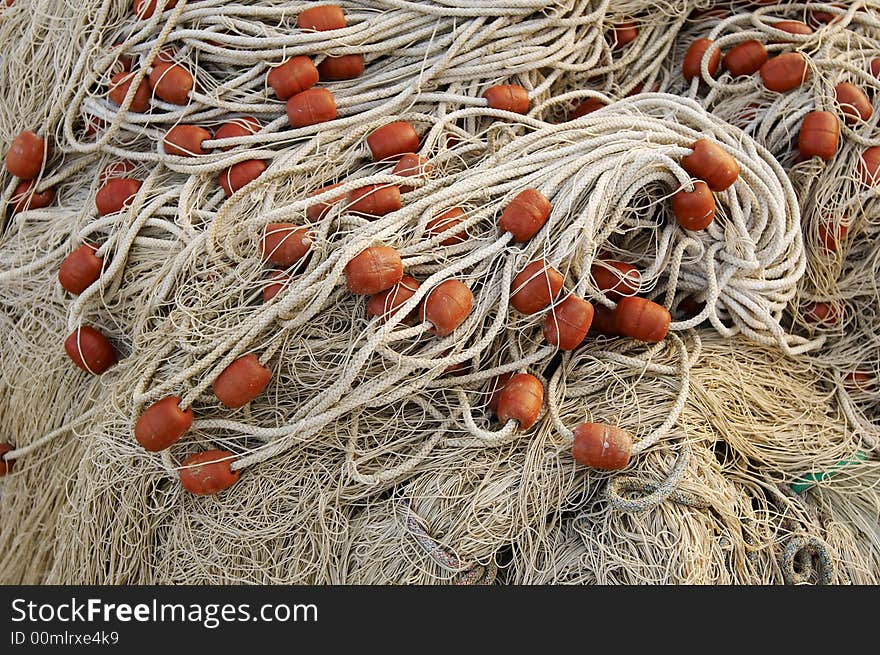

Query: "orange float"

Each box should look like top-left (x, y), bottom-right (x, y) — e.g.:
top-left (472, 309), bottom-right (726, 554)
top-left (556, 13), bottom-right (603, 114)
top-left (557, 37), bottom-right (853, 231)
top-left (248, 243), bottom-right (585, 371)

top-left (149, 61), bottom-right (193, 105)
top-left (510, 259), bottom-right (564, 314)
top-left (672, 181), bottom-right (716, 231)
top-left (591, 261), bottom-right (641, 300)
top-left (426, 208), bottom-right (467, 246)
top-left (572, 423), bottom-right (632, 470)
top-left (420, 280), bottom-right (474, 336)
top-left (298, 5), bottom-right (346, 31)
top-left (499, 189), bottom-right (551, 242)
top-left (482, 85), bottom-right (529, 113)
top-left (163, 124), bottom-right (212, 156)
top-left (261, 224), bottom-right (312, 267)
top-left (760, 52), bottom-right (809, 92)
top-left (213, 116), bottom-right (261, 150)
top-left (345, 246), bottom-right (403, 295)
top-left (5, 131), bottom-right (47, 179)
top-left (108, 72), bottom-right (151, 112)
top-left (318, 54), bottom-right (364, 80)
top-left (367, 121), bottom-right (419, 161)
top-left (213, 354), bottom-right (271, 409)
top-left (496, 373), bottom-right (543, 430)
top-left (543, 296), bottom-right (594, 350)
top-left (96, 178), bottom-right (141, 215)
top-left (722, 40), bottom-right (767, 77)
top-left (286, 88), bottom-right (337, 127)
top-left (134, 396), bottom-right (193, 451)
top-left (11, 180), bottom-right (54, 213)
top-left (64, 326), bottom-right (116, 374)
top-left (615, 297), bottom-right (671, 342)
top-left (267, 56), bottom-right (319, 100)
top-left (683, 38), bottom-right (720, 80)
top-left (681, 139), bottom-right (739, 192)
top-left (59, 244), bottom-right (103, 295)
top-left (218, 160), bottom-right (266, 196)
top-left (179, 450), bottom-right (240, 495)
top-left (367, 276), bottom-right (420, 323)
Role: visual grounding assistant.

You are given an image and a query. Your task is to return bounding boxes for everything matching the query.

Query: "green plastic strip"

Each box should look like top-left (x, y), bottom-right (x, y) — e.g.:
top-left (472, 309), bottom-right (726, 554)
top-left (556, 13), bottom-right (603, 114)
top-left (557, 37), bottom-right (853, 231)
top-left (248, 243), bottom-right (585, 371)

top-left (791, 451), bottom-right (868, 494)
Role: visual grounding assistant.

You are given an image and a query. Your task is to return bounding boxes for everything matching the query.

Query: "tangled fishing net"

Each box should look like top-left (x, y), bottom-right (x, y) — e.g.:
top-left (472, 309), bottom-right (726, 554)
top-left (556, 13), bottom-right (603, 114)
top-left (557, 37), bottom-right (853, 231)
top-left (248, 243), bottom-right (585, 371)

top-left (1, 0), bottom-right (878, 585)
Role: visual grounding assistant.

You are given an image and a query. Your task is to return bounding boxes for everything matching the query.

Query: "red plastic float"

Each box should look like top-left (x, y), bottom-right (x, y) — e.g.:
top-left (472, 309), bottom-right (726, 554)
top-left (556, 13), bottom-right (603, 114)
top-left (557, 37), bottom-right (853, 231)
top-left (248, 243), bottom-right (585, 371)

top-left (426, 207), bottom-right (467, 246)
top-left (677, 295), bottom-right (705, 318)
top-left (108, 72), bottom-right (151, 112)
top-left (59, 244), bottom-right (103, 295)
top-left (818, 221), bottom-right (847, 253)
top-left (298, 5), bottom-right (346, 31)
top-left (307, 183), bottom-right (343, 221)
top-left (590, 304), bottom-right (620, 335)
top-left (843, 372), bottom-right (874, 392)
top-left (570, 98), bottom-right (606, 119)
top-left (487, 372), bottom-right (514, 415)
top-left (420, 279), bottom-right (474, 336)
top-left (760, 52), bottom-right (809, 92)
top-left (672, 181), bottom-right (716, 231)
top-left (179, 450), bottom-right (240, 495)
top-left (149, 61), bottom-right (193, 105)
top-left (861, 147), bottom-right (880, 185)
top-left (261, 224), bottom-right (312, 267)
top-left (96, 178), bottom-right (141, 215)
top-left (499, 188), bottom-right (551, 242)
top-left (267, 56), bottom-right (319, 100)
top-left (213, 116), bottom-right (261, 150)
top-left (286, 88), bottom-right (337, 127)
top-left (812, 6), bottom-right (843, 25)
top-left (591, 260), bottom-right (641, 300)
top-left (496, 373), bottom-right (543, 430)
top-left (722, 40), bottom-right (767, 77)
top-left (804, 302), bottom-right (840, 325)
top-left (260, 223), bottom-right (312, 266)
top-left (392, 153), bottom-right (431, 193)
top-left (367, 121), bottom-right (419, 161)
top-left (262, 270), bottom-right (290, 303)
top-left (345, 246), bottom-right (403, 295)
top-left (11, 180), bottom-right (54, 213)
top-left (318, 54), bottom-right (364, 80)
top-left (572, 423), bottom-right (632, 470)
top-left (367, 276), bottom-right (420, 323)
top-left (482, 85), bottom-right (529, 114)
top-left (773, 20), bottom-right (813, 36)
top-left (218, 160), bottom-right (266, 196)
top-left (683, 38), bottom-right (720, 80)
top-left (510, 259), bottom-right (564, 314)
top-left (0, 443), bottom-right (13, 476)
top-left (681, 139), bottom-right (739, 192)
top-left (612, 22), bottom-right (638, 50)
top-left (134, 0), bottom-right (177, 19)
top-left (798, 111), bottom-right (839, 160)
top-left (543, 296), bottom-right (594, 350)
top-left (163, 124), bottom-right (212, 156)
top-left (835, 83), bottom-right (872, 125)
top-left (5, 131), bottom-right (47, 179)
top-left (615, 297), bottom-right (671, 342)
top-left (135, 396), bottom-right (193, 451)
top-left (110, 44), bottom-right (132, 76)
top-left (213, 354), bottom-right (271, 409)
top-left (64, 326), bottom-right (116, 374)
top-left (347, 184), bottom-right (401, 217)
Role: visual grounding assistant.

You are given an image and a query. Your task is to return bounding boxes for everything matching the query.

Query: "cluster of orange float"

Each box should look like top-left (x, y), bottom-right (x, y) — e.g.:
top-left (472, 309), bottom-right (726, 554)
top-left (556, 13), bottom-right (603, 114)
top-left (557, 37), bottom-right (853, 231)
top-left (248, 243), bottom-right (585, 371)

top-left (4, 5), bottom-right (879, 487)
top-left (677, 19), bottom-right (880, 344)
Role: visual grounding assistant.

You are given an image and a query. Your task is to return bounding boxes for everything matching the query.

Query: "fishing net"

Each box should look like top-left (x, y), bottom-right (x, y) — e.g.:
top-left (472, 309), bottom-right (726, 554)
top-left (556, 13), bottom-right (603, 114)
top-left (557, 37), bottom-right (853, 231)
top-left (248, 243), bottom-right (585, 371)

top-left (1, 0), bottom-right (878, 585)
